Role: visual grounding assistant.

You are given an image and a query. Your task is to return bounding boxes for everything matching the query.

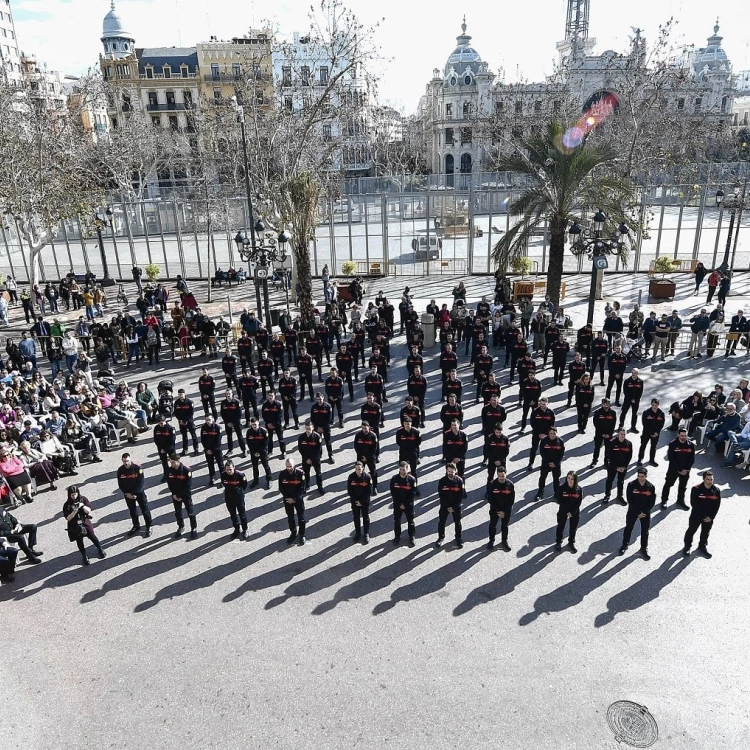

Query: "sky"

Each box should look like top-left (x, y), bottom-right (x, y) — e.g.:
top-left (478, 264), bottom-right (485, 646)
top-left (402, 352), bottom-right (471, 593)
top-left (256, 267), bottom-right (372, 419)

top-left (10, 0), bottom-right (750, 112)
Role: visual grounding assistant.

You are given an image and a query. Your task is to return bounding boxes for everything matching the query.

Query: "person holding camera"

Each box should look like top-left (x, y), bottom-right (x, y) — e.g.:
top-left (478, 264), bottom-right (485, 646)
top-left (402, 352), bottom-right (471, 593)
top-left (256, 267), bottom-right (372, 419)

top-left (63, 486), bottom-right (106, 566)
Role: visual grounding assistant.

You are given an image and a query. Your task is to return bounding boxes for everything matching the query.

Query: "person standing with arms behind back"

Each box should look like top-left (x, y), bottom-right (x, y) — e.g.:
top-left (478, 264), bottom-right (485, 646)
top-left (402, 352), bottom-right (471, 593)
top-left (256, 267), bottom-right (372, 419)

top-left (555, 471), bottom-right (582, 553)
top-left (63, 485), bottom-right (106, 566)
top-left (683, 470), bottom-right (721, 559)
top-left (116, 453), bottom-right (153, 537)
top-left (347, 460), bottom-right (372, 544)
top-left (619, 467), bottom-right (656, 560)
top-left (278, 458), bottom-right (307, 546)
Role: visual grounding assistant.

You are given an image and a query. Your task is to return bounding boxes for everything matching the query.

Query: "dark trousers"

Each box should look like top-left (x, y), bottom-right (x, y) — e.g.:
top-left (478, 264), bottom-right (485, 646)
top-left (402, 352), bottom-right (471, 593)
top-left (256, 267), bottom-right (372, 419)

top-left (606, 375), bottom-right (623, 402)
top-left (593, 433), bottom-right (610, 462)
top-left (393, 503), bottom-right (415, 539)
top-left (438, 505), bottom-right (462, 541)
top-left (250, 453), bottom-right (271, 481)
top-left (539, 464), bottom-right (561, 494)
top-left (591, 356), bottom-right (605, 382)
top-left (352, 502), bottom-right (370, 535)
top-left (313, 354), bottom-right (324, 379)
top-left (225, 493), bottom-right (248, 531)
top-left (577, 405), bottom-right (591, 432)
top-left (623, 508), bottom-right (650, 550)
top-left (638, 434), bottom-right (659, 462)
top-left (302, 460), bottom-right (323, 490)
top-left (488, 510), bottom-right (510, 543)
top-left (620, 399), bottom-right (640, 430)
top-left (5, 524), bottom-right (38, 558)
top-left (125, 492), bottom-right (152, 528)
top-left (341, 370), bottom-right (354, 400)
top-left (173, 494), bottom-right (197, 530)
top-left (529, 434), bottom-right (542, 463)
top-left (205, 450), bottom-right (225, 480)
top-left (328, 398), bottom-right (343, 426)
top-left (158, 450), bottom-right (170, 477)
top-left (553, 361), bottom-right (566, 384)
top-left (555, 509), bottom-right (579, 544)
top-left (605, 466), bottom-right (627, 498)
top-left (299, 373), bottom-right (314, 400)
top-left (259, 375), bottom-right (274, 398)
top-left (662, 467), bottom-right (689, 504)
top-left (508, 357), bottom-right (521, 383)
top-left (266, 423), bottom-right (286, 455)
top-left (487, 461), bottom-right (507, 484)
top-left (240, 355), bottom-right (255, 375)
top-left (684, 512), bottom-right (713, 548)
top-left (282, 398), bottom-right (299, 428)
top-left (284, 499), bottom-right (306, 536)
top-left (179, 422), bottom-right (199, 453)
top-left (225, 422), bottom-right (246, 453)
top-left (520, 402), bottom-right (533, 429)
top-left (76, 530), bottom-right (103, 558)
top-left (201, 394), bottom-right (218, 419)
top-left (315, 426), bottom-right (331, 457)
top-left (242, 393), bottom-right (259, 423)
top-left (360, 457), bottom-right (378, 489)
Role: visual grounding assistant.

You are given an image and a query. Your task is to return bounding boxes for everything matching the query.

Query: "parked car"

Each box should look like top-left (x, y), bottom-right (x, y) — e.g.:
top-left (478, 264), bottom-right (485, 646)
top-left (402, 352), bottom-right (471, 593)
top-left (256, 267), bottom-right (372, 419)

top-left (411, 235), bottom-right (442, 260)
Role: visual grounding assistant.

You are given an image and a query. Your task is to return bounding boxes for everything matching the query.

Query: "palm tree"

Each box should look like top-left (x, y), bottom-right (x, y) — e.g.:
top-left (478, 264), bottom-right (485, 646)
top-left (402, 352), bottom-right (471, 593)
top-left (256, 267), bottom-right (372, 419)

top-left (492, 121), bottom-right (636, 304)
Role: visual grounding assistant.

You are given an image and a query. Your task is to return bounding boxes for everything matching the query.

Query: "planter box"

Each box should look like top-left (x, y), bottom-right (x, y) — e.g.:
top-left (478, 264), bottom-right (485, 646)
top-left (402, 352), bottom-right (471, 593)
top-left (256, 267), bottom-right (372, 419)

top-left (648, 278), bottom-right (676, 299)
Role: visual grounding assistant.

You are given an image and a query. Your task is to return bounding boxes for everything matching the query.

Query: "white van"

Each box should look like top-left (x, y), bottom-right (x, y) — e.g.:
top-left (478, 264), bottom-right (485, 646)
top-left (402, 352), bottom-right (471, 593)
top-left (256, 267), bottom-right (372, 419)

top-left (411, 235), bottom-right (442, 260)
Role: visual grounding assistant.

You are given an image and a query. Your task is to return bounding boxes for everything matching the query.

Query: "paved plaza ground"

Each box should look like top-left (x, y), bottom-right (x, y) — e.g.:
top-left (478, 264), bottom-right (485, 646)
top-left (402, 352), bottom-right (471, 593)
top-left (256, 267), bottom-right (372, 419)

top-left (1, 271), bottom-right (749, 749)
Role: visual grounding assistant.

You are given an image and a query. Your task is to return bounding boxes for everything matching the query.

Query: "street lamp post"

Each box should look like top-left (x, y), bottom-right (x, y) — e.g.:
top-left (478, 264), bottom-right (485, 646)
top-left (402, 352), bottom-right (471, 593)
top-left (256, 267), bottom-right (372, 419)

top-left (715, 182), bottom-right (749, 274)
top-left (94, 207), bottom-right (116, 286)
top-left (234, 222), bottom-right (291, 331)
top-left (231, 96), bottom-right (259, 275)
top-left (568, 210), bottom-right (630, 326)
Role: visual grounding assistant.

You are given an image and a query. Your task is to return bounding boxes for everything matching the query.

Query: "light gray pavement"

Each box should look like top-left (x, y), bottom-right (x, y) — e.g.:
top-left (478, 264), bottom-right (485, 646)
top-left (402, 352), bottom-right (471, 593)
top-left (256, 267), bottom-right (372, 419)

top-left (1, 273), bottom-right (750, 749)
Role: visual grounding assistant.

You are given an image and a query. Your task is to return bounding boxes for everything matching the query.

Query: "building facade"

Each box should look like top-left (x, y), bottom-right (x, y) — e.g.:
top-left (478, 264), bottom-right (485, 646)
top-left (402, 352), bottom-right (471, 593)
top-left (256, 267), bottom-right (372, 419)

top-left (0, 0), bottom-right (20, 83)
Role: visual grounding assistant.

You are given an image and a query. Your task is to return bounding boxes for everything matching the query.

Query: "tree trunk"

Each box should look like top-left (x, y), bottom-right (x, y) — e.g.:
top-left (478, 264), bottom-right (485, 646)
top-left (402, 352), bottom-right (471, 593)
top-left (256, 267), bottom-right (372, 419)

top-left (293, 237), bottom-right (314, 324)
top-left (546, 222), bottom-right (566, 305)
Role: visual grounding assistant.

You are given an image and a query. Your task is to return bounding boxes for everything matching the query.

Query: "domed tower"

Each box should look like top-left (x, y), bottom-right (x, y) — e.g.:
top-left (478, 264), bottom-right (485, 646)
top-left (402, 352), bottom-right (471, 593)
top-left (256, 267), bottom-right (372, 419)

top-left (101, 0), bottom-right (135, 60)
top-left (444, 18), bottom-right (483, 86)
top-left (693, 20), bottom-right (731, 81)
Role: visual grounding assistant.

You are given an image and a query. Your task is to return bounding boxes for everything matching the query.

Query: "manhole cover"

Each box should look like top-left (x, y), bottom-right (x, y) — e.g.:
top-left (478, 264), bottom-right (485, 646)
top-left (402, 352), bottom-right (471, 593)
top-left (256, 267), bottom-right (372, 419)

top-left (607, 701), bottom-right (659, 747)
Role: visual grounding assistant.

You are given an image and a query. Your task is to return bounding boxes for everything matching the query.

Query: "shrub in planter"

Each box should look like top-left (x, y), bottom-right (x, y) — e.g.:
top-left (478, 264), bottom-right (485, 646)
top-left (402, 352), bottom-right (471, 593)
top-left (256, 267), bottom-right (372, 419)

top-left (649, 257), bottom-right (678, 299)
top-left (510, 256), bottom-right (533, 278)
top-left (340, 260), bottom-right (357, 276)
top-left (145, 263), bottom-right (161, 282)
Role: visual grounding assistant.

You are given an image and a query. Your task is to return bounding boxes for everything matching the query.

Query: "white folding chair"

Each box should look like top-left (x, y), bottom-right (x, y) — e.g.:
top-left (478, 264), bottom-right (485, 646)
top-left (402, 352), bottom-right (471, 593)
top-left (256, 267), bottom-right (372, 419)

top-left (696, 420), bottom-right (716, 446)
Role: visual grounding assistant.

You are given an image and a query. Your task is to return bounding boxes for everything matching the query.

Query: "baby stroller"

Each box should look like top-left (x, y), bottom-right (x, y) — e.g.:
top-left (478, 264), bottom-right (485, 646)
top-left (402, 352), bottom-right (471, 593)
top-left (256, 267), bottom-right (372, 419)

top-left (623, 336), bottom-right (647, 362)
top-left (157, 379), bottom-right (174, 419)
top-left (117, 284), bottom-right (128, 306)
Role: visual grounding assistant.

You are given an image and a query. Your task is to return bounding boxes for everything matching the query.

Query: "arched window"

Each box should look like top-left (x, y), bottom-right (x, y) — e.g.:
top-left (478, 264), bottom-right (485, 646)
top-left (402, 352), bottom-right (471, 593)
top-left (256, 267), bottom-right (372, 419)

top-left (460, 153), bottom-right (472, 173)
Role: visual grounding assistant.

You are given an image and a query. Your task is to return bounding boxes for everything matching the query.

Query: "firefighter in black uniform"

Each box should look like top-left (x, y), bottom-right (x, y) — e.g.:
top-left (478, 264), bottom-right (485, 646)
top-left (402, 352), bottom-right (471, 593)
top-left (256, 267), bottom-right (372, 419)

top-left (167, 453), bottom-right (197, 538)
top-left (507, 333), bottom-right (527, 385)
top-left (606, 344), bottom-right (627, 405)
top-left (257, 350), bottom-right (275, 398)
top-left (117, 452), bottom-right (153, 537)
top-left (574, 373), bottom-right (595, 432)
top-left (551, 333), bottom-right (570, 385)
top-left (519, 371), bottom-right (542, 431)
top-left (347, 461), bottom-right (372, 544)
top-left (221, 460), bottom-right (249, 540)
top-left (566, 353), bottom-right (587, 408)
top-left (395, 417), bottom-right (421, 493)
top-left (591, 398), bottom-right (617, 465)
top-left (200, 414), bottom-right (224, 485)
top-left (637, 398), bottom-right (665, 466)
top-left (481, 395), bottom-right (506, 466)
top-left (296, 346), bottom-right (315, 401)
top-left (198, 366), bottom-right (218, 419)
top-left (310, 393), bottom-right (333, 461)
top-left (479, 372), bottom-right (502, 405)
top-left (298, 421), bottom-right (325, 494)
top-left (683, 471), bottom-right (721, 558)
top-left (440, 393), bottom-right (464, 432)
top-left (261, 391), bottom-right (286, 457)
top-left (279, 458), bottom-right (307, 545)
top-left (363, 365), bottom-right (387, 405)
top-left (536, 427), bottom-right (565, 500)
top-left (485, 424), bottom-right (510, 485)
top-left (528, 397), bottom-right (555, 469)
top-left (238, 369), bottom-right (259, 424)
top-left (270, 335), bottom-right (286, 378)
top-left (335, 345), bottom-right (355, 402)
top-left (220, 390), bottom-right (247, 457)
top-left (405, 345), bottom-right (423, 377)
top-left (436, 462), bottom-right (465, 549)
top-left (487, 466), bottom-right (514, 551)
top-left (361, 393), bottom-right (384, 449)
top-left (174, 389), bottom-right (199, 455)
top-left (246, 416), bottom-right (272, 489)
top-left (221, 348), bottom-right (240, 392)
top-left (442, 418), bottom-right (469, 485)
top-left (153, 413), bottom-right (176, 480)
top-left (661, 428), bottom-right (695, 508)
top-left (442, 369), bottom-right (463, 403)
top-left (404, 366), bottom-right (426, 425)
top-left (603, 428), bottom-right (633, 504)
top-left (590, 331), bottom-right (609, 384)
top-left (555, 470), bottom-right (582, 553)
top-left (353, 422), bottom-right (379, 493)
top-left (237, 330), bottom-right (255, 375)
top-left (619, 368), bottom-right (644, 432)
top-left (390, 462), bottom-right (417, 546)
top-left (619, 467), bottom-right (656, 560)
top-left (306, 332), bottom-right (324, 381)
top-left (325, 367), bottom-right (345, 427)
top-left (278, 368), bottom-right (300, 430)
top-left (400, 396), bottom-right (421, 429)
top-left (474, 345), bottom-right (494, 403)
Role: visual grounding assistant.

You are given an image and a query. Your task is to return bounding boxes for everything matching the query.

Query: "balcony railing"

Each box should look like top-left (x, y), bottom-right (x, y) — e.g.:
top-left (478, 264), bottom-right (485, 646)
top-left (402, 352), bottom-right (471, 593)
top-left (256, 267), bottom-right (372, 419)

top-left (203, 73), bottom-right (243, 83)
top-left (140, 72), bottom-right (197, 79)
top-left (147, 102), bottom-right (187, 111)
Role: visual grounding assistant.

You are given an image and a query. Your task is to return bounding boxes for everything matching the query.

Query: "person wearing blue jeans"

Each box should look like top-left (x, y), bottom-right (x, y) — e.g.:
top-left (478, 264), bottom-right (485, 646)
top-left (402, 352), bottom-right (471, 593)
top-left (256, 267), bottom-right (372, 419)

top-left (721, 421), bottom-right (750, 467)
top-left (705, 405), bottom-right (740, 453)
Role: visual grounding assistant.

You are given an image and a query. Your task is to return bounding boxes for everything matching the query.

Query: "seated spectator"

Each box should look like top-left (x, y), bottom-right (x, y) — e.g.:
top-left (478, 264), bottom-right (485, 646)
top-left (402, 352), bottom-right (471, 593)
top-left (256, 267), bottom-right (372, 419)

top-left (0, 506), bottom-right (42, 563)
top-left (135, 382), bottom-right (157, 422)
top-left (37, 429), bottom-right (78, 476)
top-left (0, 447), bottom-right (33, 503)
top-left (705, 403), bottom-right (741, 453)
top-left (17, 440), bottom-right (59, 488)
top-left (104, 404), bottom-right (139, 443)
top-left (61, 417), bottom-right (102, 463)
top-left (46, 409), bottom-right (67, 437)
top-left (0, 537), bottom-right (18, 583)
